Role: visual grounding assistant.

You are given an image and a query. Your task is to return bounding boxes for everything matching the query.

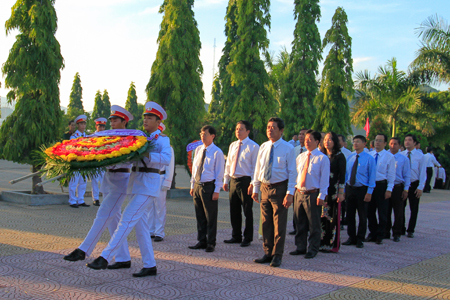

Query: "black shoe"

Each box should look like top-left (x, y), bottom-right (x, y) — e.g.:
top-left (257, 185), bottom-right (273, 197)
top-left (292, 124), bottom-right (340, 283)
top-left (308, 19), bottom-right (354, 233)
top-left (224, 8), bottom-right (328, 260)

top-left (224, 237), bottom-right (242, 244)
top-left (188, 242), bottom-right (207, 250)
top-left (393, 236), bottom-right (401, 242)
top-left (356, 240), bottom-right (364, 248)
top-left (270, 255), bottom-right (282, 267)
top-left (365, 235), bottom-right (376, 242)
top-left (69, 204), bottom-right (79, 208)
top-left (342, 239), bottom-right (356, 246)
top-left (240, 240), bottom-right (251, 247)
top-left (205, 244), bottom-right (215, 252)
top-left (93, 200), bottom-right (100, 206)
top-left (288, 230), bottom-right (296, 235)
top-left (305, 252), bottom-right (317, 259)
top-left (154, 236), bottom-right (164, 242)
top-left (133, 266), bottom-right (157, 277)
top-left (79, 203), bottom-right (90, 207)
top-left (289, 249), bottom-right (306, 256)
top-left (375, 238), bottom-right (383, 245)
top-left (64, 248), bottom-right (85, 261)
top-left (87, 256), bottom-right (108, 270)
top-left (151, 235), bottom-right (155, 238)
top-left (407, 232), bottom-right (414, 238)
top-left (254, 254), bottom-right (273, 264)
top-left (107, 261), bottom-right (131, 269)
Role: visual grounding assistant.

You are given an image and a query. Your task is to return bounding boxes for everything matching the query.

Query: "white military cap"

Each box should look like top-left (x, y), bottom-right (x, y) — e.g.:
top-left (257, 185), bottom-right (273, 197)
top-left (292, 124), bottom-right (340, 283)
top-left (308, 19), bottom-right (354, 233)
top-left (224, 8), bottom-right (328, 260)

top-left (158, 123), bottom-right (166, 132)
top-left (109, 105), bottom-right (134, 122)
top-left (144, 101), bottom-right (167, 121)
top-left (75, 115), bottom-right (87, 124)
top-left (95, 117), bottom-right (107, 125)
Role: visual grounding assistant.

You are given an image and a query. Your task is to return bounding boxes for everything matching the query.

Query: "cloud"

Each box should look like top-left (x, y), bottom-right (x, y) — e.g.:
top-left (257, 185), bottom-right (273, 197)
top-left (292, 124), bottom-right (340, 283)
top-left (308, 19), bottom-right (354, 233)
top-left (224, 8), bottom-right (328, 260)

top-left (138, 5), bottom-right (160, 16)
top-left (195, 0), bottom-right (228, 8)
top-left (353, 57), bottom-right (375, 66)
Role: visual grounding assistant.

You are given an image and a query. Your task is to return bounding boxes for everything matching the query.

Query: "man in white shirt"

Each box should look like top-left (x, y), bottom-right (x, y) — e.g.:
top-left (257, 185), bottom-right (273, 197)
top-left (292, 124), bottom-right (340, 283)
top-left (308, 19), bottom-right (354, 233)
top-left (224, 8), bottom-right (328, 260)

top-left (223, 120), bottom-right (259, 247)
top-left (189, 126), bottom-right (225, 253)
top-left (289, 135), bottom-right (299, 147)
top-left (366, 134), bottom-right (396, 244)
top-left (401, 134), bottom-right (427, 238)
top-left (435, 167), bottom-right (446, 189)
top-left (423, 147), bottom-right (441, 193)
top-left (91, 117), bottom-right (107, 206)
top-left (338, 134), bottom-right (352, 159)
top-left (252, 117), bottom-right (297, 267)
top-left (289, 130), bottom-right (329, 259)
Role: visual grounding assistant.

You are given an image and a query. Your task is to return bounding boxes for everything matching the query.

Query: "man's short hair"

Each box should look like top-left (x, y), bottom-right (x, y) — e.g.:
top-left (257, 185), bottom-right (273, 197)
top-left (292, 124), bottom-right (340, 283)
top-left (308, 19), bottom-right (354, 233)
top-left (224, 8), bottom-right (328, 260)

top-left (268, 117), bottom-right (285, 130)
top-left (337, 134), bottom-right (346, 142)
top-left (390, 137), bottom-right (401, 145)
top-left (68, 120), bottom-right (74, 125)
top-left (376, 134), bottom-right (388, 143)
top-left (237, 120), bottom-right (252, 132)
top-left (306, 130), bottom-right (321, 142)
top-left (201, 125), bottom-right (217, 137)
top-left (405, 133), bottom-right (418, 144)
top-left (426, 146), bottom-right (434, 153)
top-left (353, 135), bottom-right (367, 143)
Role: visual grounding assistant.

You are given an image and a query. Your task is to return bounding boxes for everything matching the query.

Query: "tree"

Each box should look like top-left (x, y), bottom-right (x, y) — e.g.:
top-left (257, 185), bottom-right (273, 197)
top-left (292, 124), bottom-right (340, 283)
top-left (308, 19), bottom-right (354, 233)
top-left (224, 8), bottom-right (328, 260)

top-left (125, 82), bottom-right (140, 129)
top-left (67, 72), bottom-right (84, 119)
top-left (0, 0), bottom-right (64, 193)
top-left (102, 90), bottom-right (111, 129)
top-left (263, 47), bottom-right (291, 113)
top-left (313, 7), bottom-right (353, 135)
top-left (410, 15), bottom-right (450, 85)
top-left (146, 0), bottom-right (205, 165)
top-left (226, 0), bottom-right (275, 144)
top-left (91, 90), bottom-right (103, 130)
top-left (205, 75), bottom-right (221, 125)
top-left (280, 0), bottom-right (322, 137)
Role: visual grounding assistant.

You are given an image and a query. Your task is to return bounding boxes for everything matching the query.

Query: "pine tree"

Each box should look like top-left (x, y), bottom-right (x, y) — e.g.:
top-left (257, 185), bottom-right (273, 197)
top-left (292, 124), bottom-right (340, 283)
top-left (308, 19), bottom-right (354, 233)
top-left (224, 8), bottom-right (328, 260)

top-left (67, 72), bottom-right (84, 119)
top-left (125, 82), bottom-right (140, 129)
top-left (226, 0), bottom-right (275, 143)
top-left (146, 0), bottom-right (205, 165)
top-left (102, 90), bottom-right (111, 129)
top-left (280, 0), bottom-right (322, 137)
top-left (313, 7), bottom-right (353, 135)
top-left (0, 0), bottom-right (64, 193)
top-left (91, 90), bottom-right (103, 130)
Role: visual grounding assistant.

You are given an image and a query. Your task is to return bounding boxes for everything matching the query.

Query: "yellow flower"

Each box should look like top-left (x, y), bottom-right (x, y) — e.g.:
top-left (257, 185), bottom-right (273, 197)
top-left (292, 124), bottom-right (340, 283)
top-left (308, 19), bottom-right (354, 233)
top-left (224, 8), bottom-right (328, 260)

top-left (77, 156), bottom-right (87, 162)
top-left (86, 154), bottom-right (96, 161)
top-left (95, 154), bottom-right (107, 161)
top-left (106, 154), bottom-right (114, 159)
top-left (119, 148), bottom-right (131, 155)
top-left (67, 153), bottom-right (78, 161)
top-left (60, 155), bottom-right (67, 161)
top-left (128, 146), bottom-right (138, 152)
top-left (112, 151), bottom-right (121, 157)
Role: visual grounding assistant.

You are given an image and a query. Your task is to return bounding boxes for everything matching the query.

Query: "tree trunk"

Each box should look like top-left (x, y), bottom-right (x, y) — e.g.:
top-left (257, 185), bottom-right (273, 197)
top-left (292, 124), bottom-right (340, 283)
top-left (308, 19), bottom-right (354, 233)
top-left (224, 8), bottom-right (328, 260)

top-left (31, 165), bottom-right (44, 194)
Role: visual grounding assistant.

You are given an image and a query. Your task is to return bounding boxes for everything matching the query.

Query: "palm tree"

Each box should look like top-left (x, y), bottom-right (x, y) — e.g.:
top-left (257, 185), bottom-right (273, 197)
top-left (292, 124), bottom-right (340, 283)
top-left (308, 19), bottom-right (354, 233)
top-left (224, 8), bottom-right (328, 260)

top-left (352, 58), bottom-right (423, 137)
top-left (410, 15), bottom-right (450, 84)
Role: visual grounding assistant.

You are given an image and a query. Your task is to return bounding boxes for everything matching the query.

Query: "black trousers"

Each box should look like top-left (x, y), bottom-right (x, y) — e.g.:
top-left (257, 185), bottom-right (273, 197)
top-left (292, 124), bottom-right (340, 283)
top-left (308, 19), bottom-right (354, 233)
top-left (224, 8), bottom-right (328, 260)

top-left (435, 179), bottom-right (444, 189)
top-left (367, 180), bottom-right (388, 240)
top-left (294, 190), bottom-right (321, 254)
top-left (404, 181), bottom-right (420, 234)
top-left (424, 167), bottom-right (433, 192)
top-left (346, 185), bottom-right (369, 242)
top-left (386, 183), bottom-right (404, 237)
top-left (193, 183), bottom-right (218, 246)
top-left (229, 177), bottom-right (253, 241)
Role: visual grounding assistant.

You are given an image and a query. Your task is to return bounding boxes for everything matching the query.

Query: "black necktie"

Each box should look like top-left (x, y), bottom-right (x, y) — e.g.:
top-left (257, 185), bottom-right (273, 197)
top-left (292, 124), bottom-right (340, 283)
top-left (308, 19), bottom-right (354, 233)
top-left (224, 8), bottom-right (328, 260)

top-left (350, 154), bottom-right (359, 186)
top-left (195, 148), bottom-right (207, 183)
top-left (407, 151), bottom-right (411, 166)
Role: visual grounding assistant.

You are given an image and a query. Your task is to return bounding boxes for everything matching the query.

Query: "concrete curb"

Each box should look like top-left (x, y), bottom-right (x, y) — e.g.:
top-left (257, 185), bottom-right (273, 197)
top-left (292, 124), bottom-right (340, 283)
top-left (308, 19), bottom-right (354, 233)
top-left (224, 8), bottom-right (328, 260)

top-left (1, 191), bottom-right (69, 206)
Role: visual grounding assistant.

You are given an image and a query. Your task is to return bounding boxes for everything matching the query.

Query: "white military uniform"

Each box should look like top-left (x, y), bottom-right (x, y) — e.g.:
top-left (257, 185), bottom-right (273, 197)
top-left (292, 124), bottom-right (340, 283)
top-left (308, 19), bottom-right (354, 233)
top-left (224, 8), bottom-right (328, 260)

top-left (68, 129), bottom-right (87, 205)
top-left (91, 117), bottom-right (107, 202)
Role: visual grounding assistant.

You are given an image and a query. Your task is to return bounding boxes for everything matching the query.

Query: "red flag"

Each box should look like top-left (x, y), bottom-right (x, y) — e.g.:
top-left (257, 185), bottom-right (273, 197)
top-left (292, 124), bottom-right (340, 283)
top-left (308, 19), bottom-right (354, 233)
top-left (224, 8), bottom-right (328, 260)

top-left (364, 117), bottom-right (370, 138)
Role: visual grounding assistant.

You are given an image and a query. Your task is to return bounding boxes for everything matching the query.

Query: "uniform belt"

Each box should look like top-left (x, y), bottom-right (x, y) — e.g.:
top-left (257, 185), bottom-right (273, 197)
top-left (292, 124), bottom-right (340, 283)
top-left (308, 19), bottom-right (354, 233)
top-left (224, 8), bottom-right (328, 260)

top-left (376, 179), bottom-right (387, 184)
top-left (131, 167), bottom-right (161, 174)
top-left (231, 176), bottom-right (251, 181)
top-left (195, 180), bottom-right (215, 186)
top-left (160, 170), bottom-right (166, 175)
top-left (262, 179), bottom-right (288, 188)
top-left (296, 188), bottom-right (319, 195)
top-left (107, 168), bottom-right (131, 173)
top-left (394, 183), bottom-right (404, 189)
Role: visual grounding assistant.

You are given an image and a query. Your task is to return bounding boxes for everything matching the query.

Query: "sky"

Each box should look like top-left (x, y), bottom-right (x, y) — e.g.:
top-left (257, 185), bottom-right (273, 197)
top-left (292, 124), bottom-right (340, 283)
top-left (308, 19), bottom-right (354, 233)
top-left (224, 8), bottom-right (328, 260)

top-left (0, 0), bottom-right (449, 112)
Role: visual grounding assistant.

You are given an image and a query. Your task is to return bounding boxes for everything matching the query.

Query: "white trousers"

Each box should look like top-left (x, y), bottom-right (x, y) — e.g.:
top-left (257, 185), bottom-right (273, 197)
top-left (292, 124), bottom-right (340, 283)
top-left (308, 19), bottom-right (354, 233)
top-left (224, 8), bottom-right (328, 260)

top-left (149, 177), bottom-right (167, 238)
top-left (101, 194), bottom-right (156, 268)
top-left (68, 174), bottom-right (87, 205)
top-left (78, 192), bottom-right (131, 262)
top-left (91, 172), bottom-right (105, 201)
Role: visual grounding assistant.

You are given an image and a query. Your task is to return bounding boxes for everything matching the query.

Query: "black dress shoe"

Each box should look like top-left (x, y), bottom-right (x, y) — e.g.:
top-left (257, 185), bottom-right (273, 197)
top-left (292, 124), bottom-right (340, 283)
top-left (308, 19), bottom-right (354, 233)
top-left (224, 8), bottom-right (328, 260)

top-left (224, 237), bottom-right (242, 244)
top-left (107, 261), bottom-right (131, 269)
top-left (151, 235), bottom-right (155, 238)
top-left (254, 254), bottom-right (273, 264)
top-left (154, 236), bottom-right (164, 242)
top-left (375, 238), bottom-right (383, 245)
top-left (64, 248), bottom-right (85, 261)
top-left (365, 235), bottom-right (376, 242)
top-left (240, 240), bottom-right (251, 247)
top-left (393, 236), bottom-right (401, 242)
top-left (79, 203), bottom-right (90, 207)
top-left (205, 244), bottom-right (215, 252)
top-left (87, 256), bottom-right (108, 270)
top-left (270, 255), bottom-right (282, 267)
top-left (133, 266), bottom-right (157, 277)
top-left (356, 240), bottom-right (364, 248)
top-left (93, 200), bottom-right (100, 206)
top-left (342, 239), bottom-right (356, 246)
top-left (289, 249), bottom-right (307, 256)
top-left (69, 204), bottom-right (79, 208)
top-left (305, 252), bottom-right (317, 259)
top-left (407, 232), bottom-right (414, 238)
top-left (188, 242), bottom-right (207, 249)
top-left (288, 230), bottom-right (296, 235)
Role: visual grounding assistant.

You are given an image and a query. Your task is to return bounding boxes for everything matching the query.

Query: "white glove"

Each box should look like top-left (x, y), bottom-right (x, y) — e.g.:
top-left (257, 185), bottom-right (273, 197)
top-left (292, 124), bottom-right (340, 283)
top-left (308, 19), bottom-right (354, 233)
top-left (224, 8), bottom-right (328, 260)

top-left (161, 185), bottom-right (170, 191)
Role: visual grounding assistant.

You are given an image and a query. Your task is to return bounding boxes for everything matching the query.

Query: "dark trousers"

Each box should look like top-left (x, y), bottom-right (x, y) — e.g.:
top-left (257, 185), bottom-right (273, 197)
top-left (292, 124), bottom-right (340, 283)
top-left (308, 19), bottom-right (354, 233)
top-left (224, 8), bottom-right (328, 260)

top-left (229, 177), bottom-right (253, 241)
top-left (294, 190), bottom-right (321, 254)
top-left (424, 167), bottom-right (433, 192)
top-left (346, 185), bottom-right (369, 242)
top-left (341, 199), bottom-right (347, 225)
top-left (435, 179), bottom-right (444, 189)
top-left (367, 180), bottom-right (388, 240)
top-left (404, 181), bottom-right (420, 234)
top-left (193, 183), bottom-right (218, 246)
top-left (260, 181), bottom-right (288, 257)
top-left (386, 184), bottom-right (404, 237)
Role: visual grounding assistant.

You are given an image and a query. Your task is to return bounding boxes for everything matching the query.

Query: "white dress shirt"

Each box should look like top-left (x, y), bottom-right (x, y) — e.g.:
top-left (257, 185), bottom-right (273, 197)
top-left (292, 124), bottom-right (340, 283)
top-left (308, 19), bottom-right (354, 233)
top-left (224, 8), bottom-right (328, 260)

top-left (252, 138), bottom-right (297, 195)
top-left (425, 153), bottom-right (441, 168)
top-left (294, 145), bottom-right (307, 158)
top-left (392, 152), bottom-right (411, 191)
top-left (190, 142), bottom-right (225, 193)
top-left (436, 167), bottom-right (446, 182)
top-left (224, 137), bottom-right (259, 183)
top-left (340, 147), bottom-right (352, 159)
top-left (295, 148), bottom-right (330, 200)
top-left (70, 130), bottom-right (86, 139)
top-left (401, 149), bottom-right (427, 190)
top-left (369, 149), bottom-right (396, 192)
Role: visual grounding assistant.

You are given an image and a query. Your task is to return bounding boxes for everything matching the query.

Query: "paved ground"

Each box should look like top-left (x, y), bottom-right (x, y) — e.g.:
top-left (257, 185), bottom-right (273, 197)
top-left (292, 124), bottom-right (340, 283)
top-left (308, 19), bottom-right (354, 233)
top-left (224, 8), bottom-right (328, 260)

top-left (1, 160), bottom-right (450, 299)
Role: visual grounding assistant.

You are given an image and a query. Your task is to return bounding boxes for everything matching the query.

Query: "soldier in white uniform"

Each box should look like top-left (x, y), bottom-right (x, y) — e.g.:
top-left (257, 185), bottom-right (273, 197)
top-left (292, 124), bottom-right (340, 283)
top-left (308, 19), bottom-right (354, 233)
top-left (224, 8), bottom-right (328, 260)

top-left (149, 123), bottom-right (175, 242)
top-left (64, 106), bottom-right (134, 266)
top-left (91, 117), bottom-right (107, 206)
top-left (68, 115), bottom-right (89, 208)
top-left (86, 102), bottom-right (171, 278)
